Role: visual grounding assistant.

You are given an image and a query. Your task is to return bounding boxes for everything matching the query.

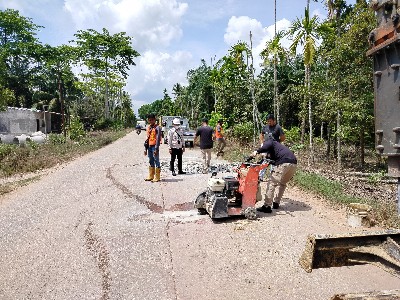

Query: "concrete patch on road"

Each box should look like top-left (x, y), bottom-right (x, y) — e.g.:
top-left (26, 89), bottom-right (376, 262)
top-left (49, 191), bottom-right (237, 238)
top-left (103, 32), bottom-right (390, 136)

top-left (162, 210), bottom-right (206, 223)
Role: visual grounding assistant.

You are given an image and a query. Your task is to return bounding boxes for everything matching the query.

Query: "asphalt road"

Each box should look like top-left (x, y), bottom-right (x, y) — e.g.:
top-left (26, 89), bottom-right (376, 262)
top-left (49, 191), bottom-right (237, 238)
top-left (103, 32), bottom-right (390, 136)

top-left (0, 131), bottom-right (399, 300)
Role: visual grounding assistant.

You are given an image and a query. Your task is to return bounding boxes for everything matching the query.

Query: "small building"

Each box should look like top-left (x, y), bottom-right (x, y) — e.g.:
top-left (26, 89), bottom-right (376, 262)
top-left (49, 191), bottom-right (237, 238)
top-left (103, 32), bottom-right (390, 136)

top-left (0, 107), bottom-right (51, 135)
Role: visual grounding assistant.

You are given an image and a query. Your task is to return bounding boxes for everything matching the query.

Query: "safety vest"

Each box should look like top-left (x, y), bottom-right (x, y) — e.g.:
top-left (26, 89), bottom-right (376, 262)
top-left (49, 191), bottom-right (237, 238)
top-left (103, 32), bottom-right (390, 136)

top-left (146, 125), bottom-right (158, 146)
top-left (215, 125), bottom-right (224, 139)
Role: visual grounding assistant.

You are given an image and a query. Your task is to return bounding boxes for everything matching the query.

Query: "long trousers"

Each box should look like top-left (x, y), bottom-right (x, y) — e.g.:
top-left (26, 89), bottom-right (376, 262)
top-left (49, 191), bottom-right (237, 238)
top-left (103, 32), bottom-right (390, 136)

top-left (201, 148), bottom-right (212, 173)
top-left (216, 138), bottom-right (226, 155)
top-left (263, 163), bottom-right (297, 206)
top-left (170, 148), bottom-right (183, 172)
top-left (148, 146), bottom-right (160, 168)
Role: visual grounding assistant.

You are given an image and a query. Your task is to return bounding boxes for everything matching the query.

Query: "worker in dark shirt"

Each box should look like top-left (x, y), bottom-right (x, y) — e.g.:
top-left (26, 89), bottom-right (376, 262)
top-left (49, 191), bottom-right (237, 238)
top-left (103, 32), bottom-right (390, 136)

top-left (252, 135), bottom-right (297, 213)
top-left (195, 118), bottom-right (214, 174)
top-left (259, 114), bottom-right (285, 145)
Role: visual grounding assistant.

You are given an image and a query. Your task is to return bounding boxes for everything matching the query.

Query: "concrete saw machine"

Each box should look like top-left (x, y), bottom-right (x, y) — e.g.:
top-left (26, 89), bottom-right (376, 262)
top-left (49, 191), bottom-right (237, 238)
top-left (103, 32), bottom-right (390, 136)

top-left (194, 157), bottom-right (273, 220)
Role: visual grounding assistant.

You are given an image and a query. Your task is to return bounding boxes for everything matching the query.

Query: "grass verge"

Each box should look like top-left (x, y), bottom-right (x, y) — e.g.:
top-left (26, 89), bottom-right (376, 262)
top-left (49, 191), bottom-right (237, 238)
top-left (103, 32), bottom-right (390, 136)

top-left (0, 129), bottom-right (130, 178)
top-left (293, 169), bottom-right (400, 229)
top-left (0, 176), bottom-right (41, 196)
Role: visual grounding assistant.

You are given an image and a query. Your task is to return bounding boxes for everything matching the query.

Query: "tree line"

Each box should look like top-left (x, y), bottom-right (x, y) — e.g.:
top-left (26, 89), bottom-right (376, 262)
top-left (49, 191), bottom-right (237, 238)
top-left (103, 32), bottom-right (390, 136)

top-left (138, 0), bottom-right (375, 167)
top-left (0, 8), bottom-right (140, 132)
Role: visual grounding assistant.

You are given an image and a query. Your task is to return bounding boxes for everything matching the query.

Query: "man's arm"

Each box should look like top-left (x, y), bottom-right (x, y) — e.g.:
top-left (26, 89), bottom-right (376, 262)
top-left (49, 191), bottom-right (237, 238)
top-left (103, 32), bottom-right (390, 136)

top-left (168, 129), bottom-right (173, 149)
top-left (255, 138), bottom-right (273, 154)
top-left (155, 127), bottom-right (161, 150)
top-left (259, 133), bottom-right (264, 145)
top-left (278, 125), bottom-right (285, 142)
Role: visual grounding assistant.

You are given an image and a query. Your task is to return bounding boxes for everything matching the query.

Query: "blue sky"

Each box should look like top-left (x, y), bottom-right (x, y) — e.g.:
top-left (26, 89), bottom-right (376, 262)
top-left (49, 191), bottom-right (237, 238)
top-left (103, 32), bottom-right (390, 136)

top-left (1, 0), bottom-right (356, 113)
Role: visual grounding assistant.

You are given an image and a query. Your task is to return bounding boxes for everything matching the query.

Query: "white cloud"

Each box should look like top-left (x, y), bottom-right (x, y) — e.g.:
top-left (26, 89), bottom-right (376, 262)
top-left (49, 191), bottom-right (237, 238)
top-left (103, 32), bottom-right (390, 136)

top-left (223, 16), bottom-right (292, 73)
top-left (128, 49), bottom-right (192, 99)
top-left (224, 16), bottom-right (264, 46)
top-left (63, 0), bottom-right (188, 51)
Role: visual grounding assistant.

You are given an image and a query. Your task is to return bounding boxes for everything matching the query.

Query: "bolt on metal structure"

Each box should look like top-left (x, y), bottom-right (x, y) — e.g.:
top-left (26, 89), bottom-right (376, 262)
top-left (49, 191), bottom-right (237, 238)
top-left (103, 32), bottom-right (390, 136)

top-left (367, 0), bottom-right (400, 214)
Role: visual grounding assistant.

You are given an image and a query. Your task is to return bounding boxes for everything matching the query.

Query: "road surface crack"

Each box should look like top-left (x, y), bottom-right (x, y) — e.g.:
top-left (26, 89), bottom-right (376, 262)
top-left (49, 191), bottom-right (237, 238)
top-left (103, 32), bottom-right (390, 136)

top-left (84, 222), bottom-right (112, 300)
top-left (106, 166), bottom-right (164, 213)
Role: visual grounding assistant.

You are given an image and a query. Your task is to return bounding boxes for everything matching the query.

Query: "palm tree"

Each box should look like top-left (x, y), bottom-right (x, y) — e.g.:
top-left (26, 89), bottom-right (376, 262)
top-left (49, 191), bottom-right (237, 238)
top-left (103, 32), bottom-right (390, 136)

top-left (260, 31), bottom-right (288, 124)
top-left (288, 7), bottom-right (332, 163)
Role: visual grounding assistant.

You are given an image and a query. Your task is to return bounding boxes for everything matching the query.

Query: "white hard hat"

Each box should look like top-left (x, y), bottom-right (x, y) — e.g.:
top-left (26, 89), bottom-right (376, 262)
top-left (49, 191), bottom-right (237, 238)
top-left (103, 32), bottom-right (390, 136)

top-left (172, 118), bottom-right (180, 125)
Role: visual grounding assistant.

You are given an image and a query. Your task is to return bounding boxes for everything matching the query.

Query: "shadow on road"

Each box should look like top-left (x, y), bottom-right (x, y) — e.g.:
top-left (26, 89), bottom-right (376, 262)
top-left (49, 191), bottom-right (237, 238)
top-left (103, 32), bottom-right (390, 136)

top-left (162, 178), bottom-right (184, 182)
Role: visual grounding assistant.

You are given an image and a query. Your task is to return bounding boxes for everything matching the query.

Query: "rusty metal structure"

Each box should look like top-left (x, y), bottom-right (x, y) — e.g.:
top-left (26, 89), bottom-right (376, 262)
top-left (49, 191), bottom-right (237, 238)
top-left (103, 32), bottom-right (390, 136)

top-left (366, 0), bottom-right (400, 213)
top-left (300, 230), bottom-right (400, 277)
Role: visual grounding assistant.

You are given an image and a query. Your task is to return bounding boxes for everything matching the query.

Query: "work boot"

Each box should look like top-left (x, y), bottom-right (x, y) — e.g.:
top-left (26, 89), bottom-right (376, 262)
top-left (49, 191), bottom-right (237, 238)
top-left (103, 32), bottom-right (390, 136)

top-left (256, 205), bottom-right (272, 213)
top-left (145, 167), bottom-right (155, 181)
top-left (152, 167), bottom-right (161, 182)
top-left (172, 170), bottom-right (176, 176)
top-left (272, 202), bottom-right (280, 209)
top-left (178, 170), bottom-right (186, 174)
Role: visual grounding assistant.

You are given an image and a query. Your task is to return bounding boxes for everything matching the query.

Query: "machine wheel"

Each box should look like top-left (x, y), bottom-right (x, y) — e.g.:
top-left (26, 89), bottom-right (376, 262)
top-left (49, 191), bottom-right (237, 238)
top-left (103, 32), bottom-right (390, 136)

top-left (194, 190), bottom-right (207, 215)
top-left (244, 207), bottom-right (257, 220)
top-left (197, 208), bottom-right (207, 215)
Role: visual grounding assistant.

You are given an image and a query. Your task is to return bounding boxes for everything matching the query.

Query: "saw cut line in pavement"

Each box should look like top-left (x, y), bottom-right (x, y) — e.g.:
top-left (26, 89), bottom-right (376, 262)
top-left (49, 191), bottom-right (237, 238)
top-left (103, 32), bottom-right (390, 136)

top-left (84, 222), bottom-right (112, 300)
top-left (106, 166), bottom-right (193, 214)
top-left (106, 166), bottom-right (163, 213)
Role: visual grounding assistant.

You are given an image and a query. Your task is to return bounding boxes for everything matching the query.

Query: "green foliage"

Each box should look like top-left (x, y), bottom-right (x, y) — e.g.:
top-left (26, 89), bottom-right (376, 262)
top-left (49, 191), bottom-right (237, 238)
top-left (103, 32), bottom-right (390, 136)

top-left (73, 28), bottom-right (140, 79)
top-left (48, 133), bottom-right (66, 145)
top-left (68, 116), bottom-right (86, 141)
top-left (94, 118), bottom-right (114, 130)
top-left (231, 122), bottom-right (254, 144)
top-left (293, 170), bottom-right (362, 204)
top-left (111, 120), bottom-right (124, 131)
top-left (208, 112), bottom-right (227, 128)
top-left (0, 144), bottom-right (17, 160)
top-left (284, 126), bottom-right (301, 145)
top-left (0, 85), bottom-right (15, 110)
top-left (367, 170), bottom-right (386, 185)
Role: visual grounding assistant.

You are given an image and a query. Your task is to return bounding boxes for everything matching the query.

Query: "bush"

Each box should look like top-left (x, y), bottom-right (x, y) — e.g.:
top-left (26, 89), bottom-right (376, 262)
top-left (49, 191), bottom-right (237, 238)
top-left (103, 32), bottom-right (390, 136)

top-left (0, 144), bottom-right (17, 160)
top-left (48, 133), bottom-right (66, 145)
top-left (68, 117), bottom-right (86, 141)
top-left (231, 122), bottom-right (254, 144)
top-left (111, 120), bottom-right (124, 131)
top-left (94, 118), bottom-right (113, 130)
top-left (284, 126), bottom-right (301, 145)
top-left (208, 112), bottom-right (227, 129)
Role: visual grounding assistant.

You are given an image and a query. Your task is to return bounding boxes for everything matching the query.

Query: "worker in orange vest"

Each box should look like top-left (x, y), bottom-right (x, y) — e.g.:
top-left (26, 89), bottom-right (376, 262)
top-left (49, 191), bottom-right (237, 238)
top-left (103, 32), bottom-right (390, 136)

top-left (144, 113), bottom-right (162, 182)
top-left (215, 119), bottom-right (226, 157)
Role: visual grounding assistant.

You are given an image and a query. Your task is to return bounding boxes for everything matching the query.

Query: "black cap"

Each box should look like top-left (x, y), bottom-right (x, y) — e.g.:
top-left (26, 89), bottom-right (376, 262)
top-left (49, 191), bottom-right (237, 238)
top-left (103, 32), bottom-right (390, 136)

top-left (267, 114), bottom-right (275, 120)
top-left (202, 118), bottom-right (208, 123)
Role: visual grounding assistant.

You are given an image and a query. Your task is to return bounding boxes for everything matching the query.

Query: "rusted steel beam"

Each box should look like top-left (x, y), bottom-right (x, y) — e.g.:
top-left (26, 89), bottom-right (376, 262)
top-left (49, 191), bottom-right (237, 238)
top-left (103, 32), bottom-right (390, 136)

top-left (331, 289), bottom-right (400, 300)
top-left (299, 230), bottom-right (400, 277)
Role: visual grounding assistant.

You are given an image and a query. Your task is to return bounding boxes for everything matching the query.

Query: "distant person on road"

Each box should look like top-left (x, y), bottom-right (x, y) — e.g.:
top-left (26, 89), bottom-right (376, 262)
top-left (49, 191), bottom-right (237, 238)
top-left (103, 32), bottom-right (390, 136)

top-left (195, 118), bottom-right (214, 174)
top-left (251, 135), bottom-right (297, 213)
top-left (215, 119), bottom-right (226, 157)
top-left (259, 114), bottom-right (285, 145)
top-left (144, 113), bottom-right (162, 182)
top-left (168, 118), bottom-right (186, 176)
